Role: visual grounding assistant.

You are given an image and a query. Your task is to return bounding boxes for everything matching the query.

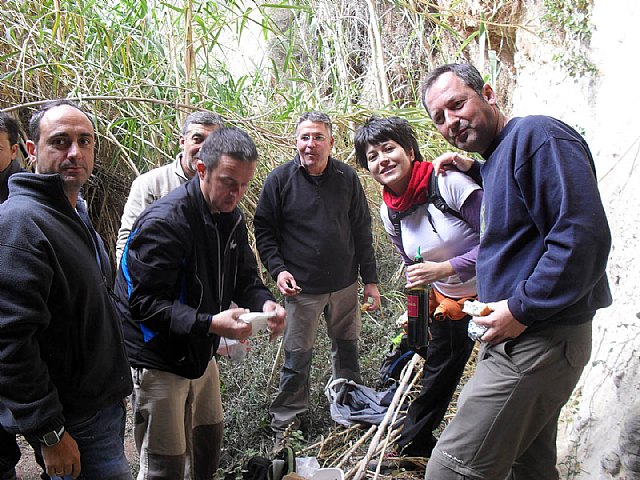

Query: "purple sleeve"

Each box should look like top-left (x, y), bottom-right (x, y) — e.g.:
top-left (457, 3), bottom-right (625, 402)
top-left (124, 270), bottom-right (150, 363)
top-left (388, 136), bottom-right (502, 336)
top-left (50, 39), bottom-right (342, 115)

top-left (449, 189), bottom-right (482, 281)
top-left (459, 188), bottom-right (482, 233)
top-left (449, 245), bottom-right (479, 282)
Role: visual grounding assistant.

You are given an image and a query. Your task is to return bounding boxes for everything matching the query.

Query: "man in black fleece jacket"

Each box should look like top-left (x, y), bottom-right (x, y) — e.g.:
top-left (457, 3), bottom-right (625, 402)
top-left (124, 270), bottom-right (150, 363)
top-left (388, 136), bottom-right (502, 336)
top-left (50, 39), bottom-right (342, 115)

top-left (254, 111), bottom-right (381, 446)
top-left (0, 100), bottom-right (132, 480)
top-left (422, 64), bottom-right (611, 480)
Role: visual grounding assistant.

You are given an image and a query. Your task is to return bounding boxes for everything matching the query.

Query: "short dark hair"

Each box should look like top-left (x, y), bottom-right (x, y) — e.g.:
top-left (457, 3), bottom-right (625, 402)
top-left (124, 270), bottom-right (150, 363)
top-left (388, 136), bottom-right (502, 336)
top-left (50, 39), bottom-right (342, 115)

top-left (295, 111), bottom-right (332, 136)
top-left (29, 100), bottom-right (94, 145)
top-left (353, 116), bottom-right (423, 170)
top-left (181, 111), bottom-right (225, 136)
top-left (421, 63), bottom-right (485, 114)
top-left (198, 127), bottom-right (258, 171)
top-left (0, 112), bottom-right (20, 146)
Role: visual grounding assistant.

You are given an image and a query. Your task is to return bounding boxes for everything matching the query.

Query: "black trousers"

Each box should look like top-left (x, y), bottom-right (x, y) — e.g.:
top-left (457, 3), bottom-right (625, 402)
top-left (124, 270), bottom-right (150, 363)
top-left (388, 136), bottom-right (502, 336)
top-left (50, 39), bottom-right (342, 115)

top-left (0, 426), bottom-right (20, 480)
top-left (396, 315), bottom-right (475, 456)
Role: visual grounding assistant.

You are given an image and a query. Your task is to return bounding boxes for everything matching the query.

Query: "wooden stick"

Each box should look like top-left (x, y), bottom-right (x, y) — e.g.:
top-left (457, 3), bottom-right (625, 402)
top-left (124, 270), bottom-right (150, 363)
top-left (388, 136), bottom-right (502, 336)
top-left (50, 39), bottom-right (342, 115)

top-left (300, 423), bottom-right (362, 454)
top-left (370, 354), bottom-right (424, 478)
top-left (351, 353), bottom-right (422, 480)
top-left (337, 424), bottom-right (377, 469)
top-left (266, 337), bottom-right (284, 395)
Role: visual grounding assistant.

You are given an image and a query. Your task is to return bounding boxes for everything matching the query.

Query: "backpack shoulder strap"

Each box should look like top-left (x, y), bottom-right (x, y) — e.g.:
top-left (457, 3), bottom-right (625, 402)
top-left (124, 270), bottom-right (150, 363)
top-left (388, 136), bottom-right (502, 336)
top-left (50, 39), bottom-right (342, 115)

top-left (428, 172), bottom-right (464, 221)
top-left (387, 202), bottom-right (422, 256)
top-left (387, 207), bottom-right (403, 238)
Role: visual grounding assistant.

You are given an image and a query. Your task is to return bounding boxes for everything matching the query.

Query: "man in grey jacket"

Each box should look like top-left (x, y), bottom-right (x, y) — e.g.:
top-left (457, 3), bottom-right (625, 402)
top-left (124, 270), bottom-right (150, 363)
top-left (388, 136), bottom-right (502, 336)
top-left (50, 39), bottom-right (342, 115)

top-left (115, 111), bottom-right (224, 264)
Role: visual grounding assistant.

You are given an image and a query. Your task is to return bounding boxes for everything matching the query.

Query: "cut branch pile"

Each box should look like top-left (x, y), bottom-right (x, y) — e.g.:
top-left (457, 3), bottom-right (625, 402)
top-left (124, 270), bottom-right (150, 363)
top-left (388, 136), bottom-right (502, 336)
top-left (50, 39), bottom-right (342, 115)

top-left (287, 345), bottom-right (478, 480)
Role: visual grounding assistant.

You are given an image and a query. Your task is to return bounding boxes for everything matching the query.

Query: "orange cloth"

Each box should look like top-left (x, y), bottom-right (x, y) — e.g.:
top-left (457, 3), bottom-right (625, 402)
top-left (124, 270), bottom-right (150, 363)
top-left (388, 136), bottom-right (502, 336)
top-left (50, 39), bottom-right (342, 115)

top-left (431, 288), bottom-right (476, 321)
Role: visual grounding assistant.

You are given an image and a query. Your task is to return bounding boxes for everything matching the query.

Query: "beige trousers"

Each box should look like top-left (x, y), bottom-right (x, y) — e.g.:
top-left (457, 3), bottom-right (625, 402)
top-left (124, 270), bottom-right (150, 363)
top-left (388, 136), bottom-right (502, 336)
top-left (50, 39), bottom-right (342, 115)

top-left (132, 359), bottom-right (224, 480)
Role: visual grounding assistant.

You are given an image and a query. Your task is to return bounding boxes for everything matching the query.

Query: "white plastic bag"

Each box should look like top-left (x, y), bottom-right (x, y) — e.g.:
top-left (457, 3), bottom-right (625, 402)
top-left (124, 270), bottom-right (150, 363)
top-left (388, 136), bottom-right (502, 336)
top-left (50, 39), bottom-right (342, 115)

top-left (216, 337), bottom-right (250, 361)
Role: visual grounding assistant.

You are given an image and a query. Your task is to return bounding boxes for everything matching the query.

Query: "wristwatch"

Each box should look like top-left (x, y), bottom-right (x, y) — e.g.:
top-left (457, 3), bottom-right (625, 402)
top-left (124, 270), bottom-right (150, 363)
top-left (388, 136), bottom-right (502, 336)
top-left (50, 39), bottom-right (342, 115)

top-left (39, 425), bottom-right (65, 447)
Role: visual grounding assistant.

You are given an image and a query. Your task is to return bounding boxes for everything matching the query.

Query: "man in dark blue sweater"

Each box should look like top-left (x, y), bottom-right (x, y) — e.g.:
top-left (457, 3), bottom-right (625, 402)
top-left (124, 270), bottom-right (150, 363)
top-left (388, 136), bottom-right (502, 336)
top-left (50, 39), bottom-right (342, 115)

top-left (421, 63), bottom-right (612, 480)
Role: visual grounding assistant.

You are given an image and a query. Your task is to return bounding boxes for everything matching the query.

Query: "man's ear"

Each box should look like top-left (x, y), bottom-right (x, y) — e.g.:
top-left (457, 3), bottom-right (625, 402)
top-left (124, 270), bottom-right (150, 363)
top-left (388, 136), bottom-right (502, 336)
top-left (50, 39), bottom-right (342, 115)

top-left (9, 143), bottom-right (18, 161)
top-left (483, 83), bottom-right (497, 105)
top-left (179, 135), bottom-right (185, 149)
top-left (196, 159), bottom-right (206, 178)
top-left (26, 140), bottom-right (37, 170)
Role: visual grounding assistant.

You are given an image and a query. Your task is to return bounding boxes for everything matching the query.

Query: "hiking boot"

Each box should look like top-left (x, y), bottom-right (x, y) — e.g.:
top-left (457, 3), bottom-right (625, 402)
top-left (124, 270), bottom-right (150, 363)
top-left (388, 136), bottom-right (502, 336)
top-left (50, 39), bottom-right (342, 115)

top-left (367, 450), bottom-right (427, 473)
top-left (399, 437), bottom-right (435, 458)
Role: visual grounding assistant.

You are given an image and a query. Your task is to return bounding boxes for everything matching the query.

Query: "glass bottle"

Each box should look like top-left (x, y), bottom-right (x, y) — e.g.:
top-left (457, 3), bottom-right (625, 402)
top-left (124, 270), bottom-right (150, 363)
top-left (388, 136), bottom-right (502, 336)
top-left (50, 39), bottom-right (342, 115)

top-left (405, 247), bottom-right (430, 349)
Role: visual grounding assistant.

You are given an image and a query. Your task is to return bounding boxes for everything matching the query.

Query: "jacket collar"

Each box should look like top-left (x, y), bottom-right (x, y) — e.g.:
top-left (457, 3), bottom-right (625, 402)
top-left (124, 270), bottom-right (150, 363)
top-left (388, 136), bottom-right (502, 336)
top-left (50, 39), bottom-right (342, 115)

top-left (293, 154), bottom-right (336, 180)
top-left (7, 172), bottom-right (75, 212)
top-left (174, 153), bottom-right (190, 182)
top-left (482, 117), bottom-right (521, 160)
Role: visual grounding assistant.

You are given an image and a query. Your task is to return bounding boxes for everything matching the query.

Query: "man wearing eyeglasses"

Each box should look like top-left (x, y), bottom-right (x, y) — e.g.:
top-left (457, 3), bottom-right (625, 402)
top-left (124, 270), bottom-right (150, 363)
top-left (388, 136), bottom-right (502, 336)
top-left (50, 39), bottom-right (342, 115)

top-left (254, 111), bottom-right (381, 448)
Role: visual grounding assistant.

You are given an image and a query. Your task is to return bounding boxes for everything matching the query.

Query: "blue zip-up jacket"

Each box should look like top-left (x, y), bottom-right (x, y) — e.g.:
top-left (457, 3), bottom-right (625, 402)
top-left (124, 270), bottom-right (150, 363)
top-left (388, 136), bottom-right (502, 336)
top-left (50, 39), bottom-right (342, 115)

top-left (478, 116), bottom-right (612, 329)
top-left (114, 175), bottom-right (274, 379)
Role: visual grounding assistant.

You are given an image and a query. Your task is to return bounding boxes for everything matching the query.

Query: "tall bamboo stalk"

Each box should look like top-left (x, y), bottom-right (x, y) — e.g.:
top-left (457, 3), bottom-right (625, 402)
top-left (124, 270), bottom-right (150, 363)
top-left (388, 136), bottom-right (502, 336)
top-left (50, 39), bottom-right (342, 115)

top-left (365, 0), bottom-right (390, 106)
top-left (184, 0), bottom-right (195, 108)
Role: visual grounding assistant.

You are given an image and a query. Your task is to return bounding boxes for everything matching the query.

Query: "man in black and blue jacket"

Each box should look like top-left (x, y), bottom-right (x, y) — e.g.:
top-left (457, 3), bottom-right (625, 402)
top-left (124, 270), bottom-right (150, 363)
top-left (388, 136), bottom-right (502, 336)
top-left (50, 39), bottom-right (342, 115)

top-left (115, 127), bottom-right (285, 480)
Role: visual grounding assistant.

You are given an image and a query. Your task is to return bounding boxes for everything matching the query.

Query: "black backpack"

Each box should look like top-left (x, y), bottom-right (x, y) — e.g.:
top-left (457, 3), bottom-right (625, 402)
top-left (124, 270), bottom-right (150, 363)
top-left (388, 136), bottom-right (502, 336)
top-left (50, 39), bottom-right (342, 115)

top-left (242, 446), bottom-right (296, 480)
top-left (387, 166), bottom-right (481, 244)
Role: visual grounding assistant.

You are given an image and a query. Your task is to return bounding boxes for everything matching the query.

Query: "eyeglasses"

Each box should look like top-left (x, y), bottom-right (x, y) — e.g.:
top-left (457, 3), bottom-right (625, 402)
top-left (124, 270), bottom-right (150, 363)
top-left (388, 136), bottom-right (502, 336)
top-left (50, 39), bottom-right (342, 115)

top-left (298, 134), bottom-right (327, 143)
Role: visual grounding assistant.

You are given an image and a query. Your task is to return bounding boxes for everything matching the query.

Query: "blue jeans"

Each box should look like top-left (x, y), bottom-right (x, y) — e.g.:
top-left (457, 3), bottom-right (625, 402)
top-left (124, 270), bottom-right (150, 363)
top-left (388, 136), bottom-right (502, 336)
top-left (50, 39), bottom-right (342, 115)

top-left (0, 425), bottom-right (21, 480)
top-left (27, 402), bottom-right (131, 480)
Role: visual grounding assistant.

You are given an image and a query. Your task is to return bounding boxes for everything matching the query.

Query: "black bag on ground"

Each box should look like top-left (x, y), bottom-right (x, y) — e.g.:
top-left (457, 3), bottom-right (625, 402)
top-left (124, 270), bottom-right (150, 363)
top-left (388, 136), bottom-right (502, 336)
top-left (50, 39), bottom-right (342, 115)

top-left (243, 456), bottom-right (272, 480)
top-left (377, 333), bottom-right (414, 388)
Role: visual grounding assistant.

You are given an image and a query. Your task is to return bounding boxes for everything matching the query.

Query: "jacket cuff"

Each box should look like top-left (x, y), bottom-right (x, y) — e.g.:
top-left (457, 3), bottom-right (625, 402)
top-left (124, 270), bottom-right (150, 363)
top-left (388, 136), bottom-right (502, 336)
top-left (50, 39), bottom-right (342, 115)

top-left (30, 414), bottom-right (66, 439)
top-left (507, 297), bottom-right (534, 327)
top-left (361, 273), bottom-right (379, 285)
top-left (270, 266), bottom-right (286, 281)
top-left (193, 312), bottom-right (213, 336)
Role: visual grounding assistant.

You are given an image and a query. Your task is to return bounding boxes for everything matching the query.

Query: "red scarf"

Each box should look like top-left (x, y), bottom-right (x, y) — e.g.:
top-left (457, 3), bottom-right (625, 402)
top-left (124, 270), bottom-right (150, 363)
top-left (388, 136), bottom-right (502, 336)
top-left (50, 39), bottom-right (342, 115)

top-left (382, 160), bottom-right (433, 212)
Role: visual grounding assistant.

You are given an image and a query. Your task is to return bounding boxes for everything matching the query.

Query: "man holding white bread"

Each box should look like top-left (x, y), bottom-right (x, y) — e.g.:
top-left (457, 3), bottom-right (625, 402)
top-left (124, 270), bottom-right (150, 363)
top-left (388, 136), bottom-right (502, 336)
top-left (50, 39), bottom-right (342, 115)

top-left (421, 63), bottom-right (612, 480)
top-left (114, 127), bottom-right (285, 480)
